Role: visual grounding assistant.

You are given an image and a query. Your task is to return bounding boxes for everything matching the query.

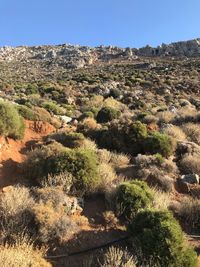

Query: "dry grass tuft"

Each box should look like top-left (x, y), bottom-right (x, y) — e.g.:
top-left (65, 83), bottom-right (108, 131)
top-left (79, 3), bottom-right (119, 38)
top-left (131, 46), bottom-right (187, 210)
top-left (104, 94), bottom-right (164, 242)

top-left (32, 203), bottom-right (78, 243)
top-left (41, 172), bottom-right (73, 193)
top-left (0, 236), bottom-right (51, 267)
top-left (174, 197), bottom-right (200, 232)
top-left (97, 149), bottom-right (130, 167)
top-left (0, 185), bottom-right (34, 240)
top-left (157, 111), bottom-right (175, 123)
top-left (99, 246), bottom-right (136, 267)
top-left (179, 154), bottom-right (200, 175)
top-left (151, 188), bottom-right (172, 210)
top-left (97, 163), bottom-right (118, 193)
top-left (182, 123), bottom-right (200, 145)
top-left (164, 125), bottom-right (186, 141)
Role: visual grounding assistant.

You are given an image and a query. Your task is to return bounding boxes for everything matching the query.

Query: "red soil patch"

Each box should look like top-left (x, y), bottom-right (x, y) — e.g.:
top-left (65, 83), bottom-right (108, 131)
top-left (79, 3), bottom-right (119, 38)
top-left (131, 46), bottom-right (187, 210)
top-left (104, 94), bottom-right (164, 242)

top-left (0, 120), bottom-right (55, 188)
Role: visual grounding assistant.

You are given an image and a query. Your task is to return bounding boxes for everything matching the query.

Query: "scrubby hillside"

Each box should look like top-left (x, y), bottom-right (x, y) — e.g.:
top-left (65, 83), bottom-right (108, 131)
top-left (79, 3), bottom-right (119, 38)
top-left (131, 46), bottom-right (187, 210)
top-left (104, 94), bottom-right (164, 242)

top-left (0, 40), bottom-right (200, 266)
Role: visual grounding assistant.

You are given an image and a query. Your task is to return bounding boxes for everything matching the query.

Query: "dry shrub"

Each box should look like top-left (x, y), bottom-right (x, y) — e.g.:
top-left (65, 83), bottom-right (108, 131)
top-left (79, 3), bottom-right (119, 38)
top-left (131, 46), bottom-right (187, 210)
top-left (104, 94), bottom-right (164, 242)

top-left (33, 187), bottom-right (67, 209)
top-left (0, 236), bottom-right (51, 267)
top-left (179, 154), bottom-right (200, 175)
top-left (135, 154), bottom-right (178, 176)
top-left (102, 211), bottom-right (119, 229)
top-left (41, 172), bottom-right (73, 193)
top-left (97, 149), bottom-right (130, 167)
top-left (157, 111), bottom-right (175, 123)
top-left (97, 163), bottom-right (118, 193)
top-left (164, 125), bottom-right (186, 141)
top-left (0, 186), bottom-right (34, 240)
top-left (88, 95), bottom-right (104, 108)
top-left (110, 152), bottom-right (130, 167)
top-left (174, 197), bottom-right (200, 232)
top-left (178, 106), bottom-right (198, 118)
top-left (78, 117), bottom-right (101, 134)
top-left (146, 171), bottom-right (174, 192)
top-left (97, 149), bottom-right (112, 164)
top-left (134, 155), bottom-right (177, 192)
top-left (143, 114), bottom-right (159, 124)
top-left (32, 203), bottom-right (78, 243)
top-left (99, 246), bottom-right (136, 267)
top-left (103, 97), bottom-right (124, 110)
top-left (182, 123), bottom-right (200, 145)
top-left (81, 138), bottom-right (97, 150)
top-left (151, 188), bottom-right (171, 210)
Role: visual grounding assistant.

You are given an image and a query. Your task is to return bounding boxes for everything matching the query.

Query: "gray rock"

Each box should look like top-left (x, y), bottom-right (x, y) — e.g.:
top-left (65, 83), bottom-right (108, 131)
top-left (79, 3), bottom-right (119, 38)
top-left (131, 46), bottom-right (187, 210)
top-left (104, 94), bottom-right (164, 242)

top-left (181, 174), bottom-right (200, 184)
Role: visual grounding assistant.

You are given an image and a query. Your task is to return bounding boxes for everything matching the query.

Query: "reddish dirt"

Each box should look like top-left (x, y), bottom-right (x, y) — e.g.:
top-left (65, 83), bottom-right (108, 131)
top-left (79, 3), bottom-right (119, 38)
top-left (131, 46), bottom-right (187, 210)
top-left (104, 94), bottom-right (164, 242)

top-left (0, 120), bottom-right (55, 188)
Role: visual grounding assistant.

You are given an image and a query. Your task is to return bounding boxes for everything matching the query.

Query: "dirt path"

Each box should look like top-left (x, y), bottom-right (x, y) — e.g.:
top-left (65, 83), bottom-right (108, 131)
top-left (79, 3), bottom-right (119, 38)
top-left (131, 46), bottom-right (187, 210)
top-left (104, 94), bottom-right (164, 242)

top-left (48, 196), bottom-right (127, 267)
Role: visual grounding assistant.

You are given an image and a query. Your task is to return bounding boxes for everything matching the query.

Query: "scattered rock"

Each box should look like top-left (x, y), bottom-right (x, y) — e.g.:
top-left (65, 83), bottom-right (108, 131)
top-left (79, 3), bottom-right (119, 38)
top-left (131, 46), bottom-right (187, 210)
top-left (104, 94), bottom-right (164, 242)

top-left (181, 174), bottom-right (200, 184)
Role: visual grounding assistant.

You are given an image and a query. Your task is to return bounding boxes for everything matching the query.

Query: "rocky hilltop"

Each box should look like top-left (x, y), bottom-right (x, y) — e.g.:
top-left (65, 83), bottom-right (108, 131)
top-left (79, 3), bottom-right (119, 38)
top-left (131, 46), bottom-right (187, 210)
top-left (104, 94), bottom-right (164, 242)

top-left (0, 38), bottom-right (200, 67)
top-left (0, 38), bottom-right (200, 83)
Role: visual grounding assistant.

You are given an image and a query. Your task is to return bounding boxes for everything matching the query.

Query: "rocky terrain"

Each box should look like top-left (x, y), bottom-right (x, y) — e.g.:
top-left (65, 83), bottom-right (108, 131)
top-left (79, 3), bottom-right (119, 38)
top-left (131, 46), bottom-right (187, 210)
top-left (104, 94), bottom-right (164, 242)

top-left (1, 38), bottom-right (200, 266)
top-left (0, 38), bottom-right (200, 82)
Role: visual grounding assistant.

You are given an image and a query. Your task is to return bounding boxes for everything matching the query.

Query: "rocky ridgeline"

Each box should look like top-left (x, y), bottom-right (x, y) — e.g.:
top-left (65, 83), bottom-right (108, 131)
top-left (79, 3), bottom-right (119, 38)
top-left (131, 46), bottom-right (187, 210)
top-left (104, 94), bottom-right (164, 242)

top-left (0, 38), bottom-right (200, 70)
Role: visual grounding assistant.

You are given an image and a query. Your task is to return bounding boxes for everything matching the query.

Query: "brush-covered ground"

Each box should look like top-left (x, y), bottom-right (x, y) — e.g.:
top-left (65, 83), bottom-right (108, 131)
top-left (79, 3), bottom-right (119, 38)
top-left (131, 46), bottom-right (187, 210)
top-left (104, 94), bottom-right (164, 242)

top-left (1, 55), bottom-right (200, 266)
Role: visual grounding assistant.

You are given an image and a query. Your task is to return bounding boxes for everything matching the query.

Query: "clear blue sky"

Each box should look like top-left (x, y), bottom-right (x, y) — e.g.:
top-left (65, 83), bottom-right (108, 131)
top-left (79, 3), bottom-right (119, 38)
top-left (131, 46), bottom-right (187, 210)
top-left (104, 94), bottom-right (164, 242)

top-left (0, 0), bottom-right (199, 48)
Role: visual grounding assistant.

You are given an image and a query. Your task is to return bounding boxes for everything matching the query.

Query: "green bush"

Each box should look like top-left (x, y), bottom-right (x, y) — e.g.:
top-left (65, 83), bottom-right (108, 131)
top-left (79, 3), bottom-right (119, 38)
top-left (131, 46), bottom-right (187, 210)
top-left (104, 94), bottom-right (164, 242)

top-left (0, 101), bottom-right (25, 139)
top-left (79, 111), bottom-right (94, 121)
top-left (26, 84), bottom-right (39, 95)
top-left (25, 143), bottom-right (100, 193)
top-left (115, 180), bottom-right (153, 221)
top-left (128, 121), bottom-right (148, 142)
top-left (47, 148), bottom-right (100, 192)
top-left (145, 132), bottom-right (176, 157)
top-left (42, 101), bottom-right (65, 115)
top-left (97, 107), bottom-right (120, 123)
top-left (129, 210), bottom-right (197, 267)
top-left (109, 88), bottom-right (121, 99)
top-left (16, 105), bottom-right (38, 121)
top-left (47, 132), bottom-right (85, 148)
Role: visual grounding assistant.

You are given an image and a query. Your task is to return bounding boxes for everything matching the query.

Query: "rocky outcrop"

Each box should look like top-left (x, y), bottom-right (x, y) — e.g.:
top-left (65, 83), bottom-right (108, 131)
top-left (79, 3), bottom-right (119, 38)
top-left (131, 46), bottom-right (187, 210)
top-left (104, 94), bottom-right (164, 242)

top-left (0, 39), bottom-right (200, 72)
top-left (137, 39), bottom-right (200, 57)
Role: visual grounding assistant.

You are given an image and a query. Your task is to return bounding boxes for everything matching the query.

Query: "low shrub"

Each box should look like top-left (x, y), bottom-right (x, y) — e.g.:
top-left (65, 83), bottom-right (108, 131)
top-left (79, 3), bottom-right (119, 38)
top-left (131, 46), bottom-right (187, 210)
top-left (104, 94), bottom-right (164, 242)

top-left (33, 187), bottom-right (67, 209)
top-left (99, 246), bottom-right (136, 267)
top-left (41, 172), bottom-right (73, 193)
top-left (182, 123), bottom-right (200, 145)
top-left (46, 132), bottom-right (85, 148)
top-left (129, 209), bottom-right (198, 267)
top-left (47, 148), bottom-right (100, 192)
top-left (32, 203), bottom-right (78, 243)
top-left (115, 180), bottom-right (153, 221)
top-left (0, 101), bottom-right (25, 139)
top-left (109, 88), bottom-right (121, 99)
top-left (179, 154), bottom-right (200, 175)
top-left (97, 107), bottom-right (120, 123)
top-left (145, 132), bottom-right (176, 157)
top-left (16, 105), bottom-right (38, 121)
top-left (0, 186), bottom-right (35, 241)
top-left (42, 101), bottom-right (65, 115)
top-left (97, 163), bottom-right (118, 193)
top-left (25, 144), bottom-right (100, 193)
top-left (0, 237), bottom-right (51, 267)
top-left (175, 197), bottom-right (200, 233)
top-left (164, 125), bottom-right (186, 141)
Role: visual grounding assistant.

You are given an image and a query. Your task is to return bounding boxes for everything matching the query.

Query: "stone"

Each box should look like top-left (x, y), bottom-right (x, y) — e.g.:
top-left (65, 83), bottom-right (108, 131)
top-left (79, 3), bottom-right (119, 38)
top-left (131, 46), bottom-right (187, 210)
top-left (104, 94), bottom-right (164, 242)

top-left (181, 174), bottom-right (200, 184)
